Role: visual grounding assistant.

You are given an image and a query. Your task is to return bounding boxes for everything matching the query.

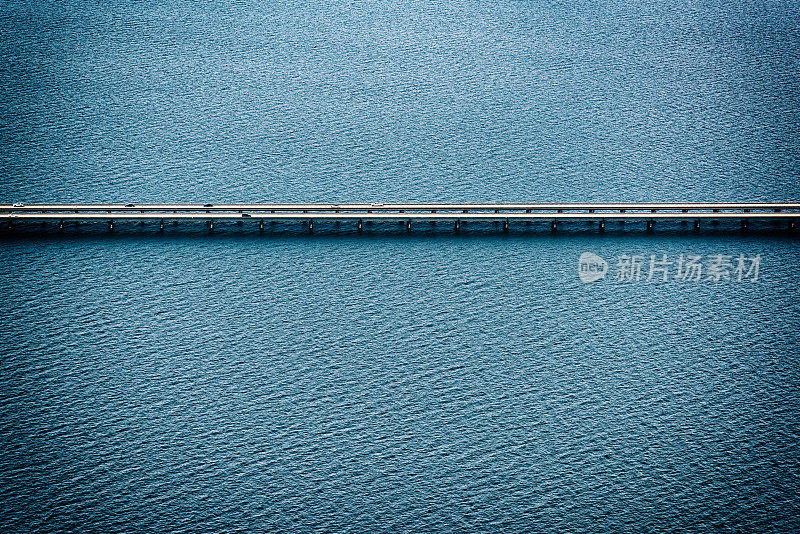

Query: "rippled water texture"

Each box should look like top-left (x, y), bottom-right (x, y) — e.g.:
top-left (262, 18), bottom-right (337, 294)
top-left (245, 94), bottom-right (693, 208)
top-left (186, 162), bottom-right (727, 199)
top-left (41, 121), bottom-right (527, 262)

top-left (1, 0), bottom-right (799, 203)
top-left (1, 236), bottom-right (799, 532)
top-left (1, 0), bottom-right (799, 532)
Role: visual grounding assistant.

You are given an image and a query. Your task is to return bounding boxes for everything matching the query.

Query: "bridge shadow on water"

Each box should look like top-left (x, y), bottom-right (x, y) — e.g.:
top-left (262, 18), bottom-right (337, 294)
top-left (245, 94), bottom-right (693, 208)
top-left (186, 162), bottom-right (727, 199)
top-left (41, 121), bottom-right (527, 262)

top-left (1, 218), bottom-right (797, 241)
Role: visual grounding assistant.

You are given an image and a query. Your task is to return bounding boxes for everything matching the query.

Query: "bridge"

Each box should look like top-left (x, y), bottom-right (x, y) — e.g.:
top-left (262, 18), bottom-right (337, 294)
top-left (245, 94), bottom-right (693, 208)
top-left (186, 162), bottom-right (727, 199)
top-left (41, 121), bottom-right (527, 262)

top-left (1, 202), bottom-right (798, 233)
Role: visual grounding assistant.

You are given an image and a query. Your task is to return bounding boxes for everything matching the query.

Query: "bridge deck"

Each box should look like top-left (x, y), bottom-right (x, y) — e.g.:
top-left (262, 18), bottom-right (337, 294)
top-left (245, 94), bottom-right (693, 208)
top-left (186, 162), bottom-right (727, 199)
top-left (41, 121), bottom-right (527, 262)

top-left (1, 202), bottom-right (799, 217)
top-left (1, 203), bottom-right (798, 232)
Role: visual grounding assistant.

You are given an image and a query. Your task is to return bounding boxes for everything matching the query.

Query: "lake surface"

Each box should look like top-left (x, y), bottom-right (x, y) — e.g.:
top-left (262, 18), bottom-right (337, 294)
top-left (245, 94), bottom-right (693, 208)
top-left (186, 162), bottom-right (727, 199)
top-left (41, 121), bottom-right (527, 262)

top-left (1, 0), bottom-right (799, 532)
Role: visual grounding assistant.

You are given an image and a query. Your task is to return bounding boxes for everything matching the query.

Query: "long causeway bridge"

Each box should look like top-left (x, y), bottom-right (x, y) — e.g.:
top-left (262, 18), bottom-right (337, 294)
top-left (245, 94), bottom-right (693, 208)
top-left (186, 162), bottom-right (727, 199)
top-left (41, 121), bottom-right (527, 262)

top-left (1, 202), bottom-right (798, 233)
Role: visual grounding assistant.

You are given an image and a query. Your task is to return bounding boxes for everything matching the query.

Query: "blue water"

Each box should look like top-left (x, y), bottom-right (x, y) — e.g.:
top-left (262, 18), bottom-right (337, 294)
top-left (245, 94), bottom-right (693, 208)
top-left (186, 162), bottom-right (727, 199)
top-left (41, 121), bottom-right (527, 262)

top-left (1, 0), bottom-right (799, 203)
top-left (1, 0), bottom-right (799, 532)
